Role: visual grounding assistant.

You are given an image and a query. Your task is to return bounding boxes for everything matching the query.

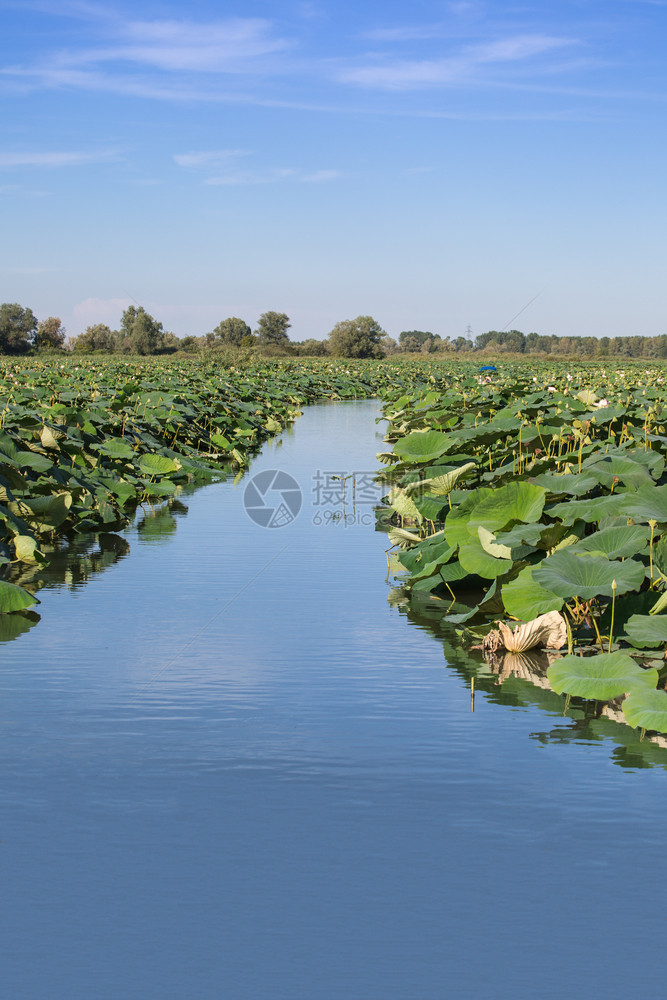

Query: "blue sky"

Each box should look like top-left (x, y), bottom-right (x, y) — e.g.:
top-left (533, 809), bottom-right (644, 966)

top-left (1, 0), bottom-right (666, 343)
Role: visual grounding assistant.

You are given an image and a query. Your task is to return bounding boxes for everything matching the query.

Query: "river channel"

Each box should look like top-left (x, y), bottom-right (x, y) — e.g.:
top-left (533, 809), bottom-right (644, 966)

top-left (2, 399), bottom-right (666, 999)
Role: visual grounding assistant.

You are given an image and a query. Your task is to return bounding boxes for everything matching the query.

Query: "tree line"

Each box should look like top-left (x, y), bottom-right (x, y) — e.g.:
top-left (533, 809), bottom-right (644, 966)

top-left (3, 300), bottom-right (667, 359)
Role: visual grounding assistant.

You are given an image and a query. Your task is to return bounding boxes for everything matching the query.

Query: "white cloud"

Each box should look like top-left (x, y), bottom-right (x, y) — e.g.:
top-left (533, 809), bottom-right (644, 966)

top-left (173, 149), bottom-right (251, 168)
top-left (300, 169), bottom-right (340, 182)
top-left (363, 24), bottom-right (449, 42)
top-left (52, 17), bottom-right (291, 74)
top-left (205, 168), bottom-right (296, 186)
top-left (339, 34), bottom-right (578, 90)
top-left (0, 149), bottom-right (119, 167)
top-left (204, 166), bottom-right (339, 186)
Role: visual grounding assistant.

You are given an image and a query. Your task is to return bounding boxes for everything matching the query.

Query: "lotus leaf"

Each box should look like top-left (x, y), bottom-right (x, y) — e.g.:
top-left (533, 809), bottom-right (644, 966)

top-left (387, 486), bottom-right (422, 524)
top-left (546, 494), bottom-right (629, 526)
top-left (0, 579), bottom-right (39, 613)
top-left (495, 611), bottom-right (567, 653)
top-left (392, 430), bottom-right (451, 463)
top-left (621, 484), bottom-right (667, 522)
top-left (623, 614), bottom-right (667, 649)
top-left (138, 454), bottom-right (180, 476)
top-left (458, 537), bottom-right (514, 579)
top-left (443, 489), bottom-right (494, 548)
top-left (547, 651), bottom-right (657, 700)
top-left (569, 524), bottom-right (650, 560)
top-left (528, 472), bottom-right (599, 497)
top-left (92, 439), bottom-right (135, 459)
top-left (533, 550), bottom-right (644, 599)
top-left (623, 688), bottom-right (667, 733)
top-left (477, 526), bottom-right (512, 560)
top-left (15, 451), bottom-right (53, 473)
top-left (466, 482), bottom-right (546, 537)
top-left (404, 461), bottom-right (476, 497)
top-left (583, 455), bottom-right (654, 490)
top-left (501, 565), bottom-right (564, 619)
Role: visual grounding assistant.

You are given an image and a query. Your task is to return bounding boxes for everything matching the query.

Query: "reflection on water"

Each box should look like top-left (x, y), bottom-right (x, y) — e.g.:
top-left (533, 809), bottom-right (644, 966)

top-left (3, 400), bottom-right (667, 1000)
top-left (396, 589), bottom-right (667, 771)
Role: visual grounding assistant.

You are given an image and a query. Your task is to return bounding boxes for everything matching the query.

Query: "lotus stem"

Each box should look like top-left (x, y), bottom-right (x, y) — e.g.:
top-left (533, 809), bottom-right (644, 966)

top-left (650, 519), bottom-right (657, 586)
top-left (608, 579), bottom-right (617, 653)
top-left (590, 609), bottom-right (605, 653)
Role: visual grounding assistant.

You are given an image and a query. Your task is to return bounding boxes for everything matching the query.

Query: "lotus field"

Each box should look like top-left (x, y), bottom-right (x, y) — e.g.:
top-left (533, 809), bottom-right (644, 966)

top-left (0, 356), bottom-right (414, 609)
top-left (380, 362), bottom-right (667, 737)
top-left (5, 354), bottom-right (667, 742)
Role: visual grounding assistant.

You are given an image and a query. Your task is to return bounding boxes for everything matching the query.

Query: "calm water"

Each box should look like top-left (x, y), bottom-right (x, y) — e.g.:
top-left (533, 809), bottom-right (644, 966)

top-left (2, 400), bottom-right (665, 1000)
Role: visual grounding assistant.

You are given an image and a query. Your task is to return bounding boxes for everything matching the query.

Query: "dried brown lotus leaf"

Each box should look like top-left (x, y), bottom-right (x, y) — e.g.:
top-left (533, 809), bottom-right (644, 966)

top-left (495, 611), bottom-right (567, 654)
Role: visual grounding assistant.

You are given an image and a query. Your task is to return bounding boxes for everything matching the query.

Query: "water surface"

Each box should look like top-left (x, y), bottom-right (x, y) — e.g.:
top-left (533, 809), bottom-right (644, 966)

top-left (2, 400), bottom-right (665, 999)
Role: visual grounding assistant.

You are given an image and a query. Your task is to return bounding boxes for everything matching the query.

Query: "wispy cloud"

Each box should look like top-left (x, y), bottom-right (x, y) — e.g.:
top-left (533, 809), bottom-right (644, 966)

top-left (204, 166), bottom-right (340, 186)
top-left (0, 149), bottom-right (120, 167)
top-left (339, 34), bottom-right (578, 90)
top-left (67, 17), bottom-right (292, 73)
top-left (173, 149), bottom-right (251, 168)
top-left (301, 169), bottom-right (340, 182)
top-left (363, 24), bottom-right (451, 42)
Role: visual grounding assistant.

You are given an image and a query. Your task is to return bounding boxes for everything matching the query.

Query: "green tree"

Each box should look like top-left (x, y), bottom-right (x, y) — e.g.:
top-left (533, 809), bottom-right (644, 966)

top-left (119, 306), bottom-right (164, 355)
top-left (399, 330), bottom-right (434, 350)
top-left (179, 335), bottom-right (202, 353)
top-left (297, 338), bottom-right (329, 356)
top-left (327, 316), bottom-right (385, 358)
top-left (33, 316), bottom-right (65, 350)
top-left (213, 317), bottom-right (251, 346)
top-left (0, 303), bottom-right (37, 354)
top-left (255, 311), bottom-right (291, 345)
top-left (74, 323), bottom-right (116, 352)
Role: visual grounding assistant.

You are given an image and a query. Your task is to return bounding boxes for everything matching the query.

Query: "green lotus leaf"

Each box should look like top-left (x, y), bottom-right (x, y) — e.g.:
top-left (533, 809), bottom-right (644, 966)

top-left (397, 534), bottom-right (449, 573)
top-left (547, 651), bottom-right (657, 700)
top-left (533, 551), bottom-right (645, 599)
top-left (10, 493), bottom-right (73, 531)
top-left (13, 535), bottom-right (40, 564)
top-left (569, 524), bottom-right (650, 560)
top-left (623, 614), bottom-right (667, 649)
top-left (653, 536), bottom-right (667, 577)
top-left (387, 486), bottom-right (422, 524)
top-left (466, 481), bottom-right (546, 536)
top-left (621, 484), bottom-right (667, 522)
top-left (412, 494), bottom-right (447, 522)
top-left (393, 429), bottom-right (452, 463)
top-left (403, 541), bottom-right (457, 581)
top-left (496, 523), bottom-right (545, 548)
top-left (529, 472), bottom-right (599, 497)
top-left (444, 488), bottom-right (494, 548)
top-left (405, 461), bottom-right (476, 497)
top-left (211, 432), bottom-right (231, 450)
top-left (583, 455), bottom-right (653, 490)
top-left (138, 454), bottom-right (180, 476)
top-left (92, 439), bottom-right (135, 459)
top-left (623, 688), bottom-right (667, 733)
top-left (546, 494), bottom-right (629, 526)
top-left (501, 565), bottom-right (564, 619)
top-left (580, 406), bottom-right (625, 424)
top-left (15, 451), bottom-right (53, 473)
top-left (0, 579), bottom-right (39, 613)
top-left (458, 537), bottom-right (513, 579)
top-left (477, 526), bottom-right (512, 560)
